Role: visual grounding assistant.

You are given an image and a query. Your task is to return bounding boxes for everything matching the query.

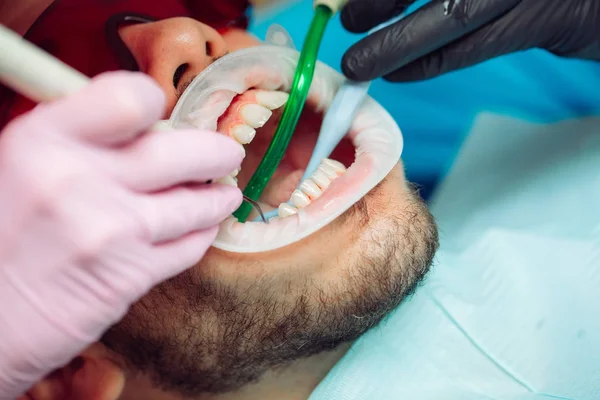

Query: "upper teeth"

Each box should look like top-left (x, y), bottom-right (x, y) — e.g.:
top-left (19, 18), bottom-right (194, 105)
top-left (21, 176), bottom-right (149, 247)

top-left (226, 90), bottom-right (290, 147)
top-left (216, 90), bottom-right (291, 187)
top-left (277, 158), bottom-right (347, 218)
top-left (241, 104), bottom-right (272, 129)
top-left (256, 90), bottom-right (289, 110)
top-left (231, 124), bottom-right (256, 144)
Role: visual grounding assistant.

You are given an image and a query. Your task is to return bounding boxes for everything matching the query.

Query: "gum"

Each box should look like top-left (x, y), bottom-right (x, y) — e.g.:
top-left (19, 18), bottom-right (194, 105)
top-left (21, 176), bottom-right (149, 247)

top-left (216, 89), bottom-right (262, 137)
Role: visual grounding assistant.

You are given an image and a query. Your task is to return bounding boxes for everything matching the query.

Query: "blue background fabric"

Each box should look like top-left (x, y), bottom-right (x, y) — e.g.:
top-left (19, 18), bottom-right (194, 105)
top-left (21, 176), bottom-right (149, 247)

top-left (248, 0), bottom-right (600, 199)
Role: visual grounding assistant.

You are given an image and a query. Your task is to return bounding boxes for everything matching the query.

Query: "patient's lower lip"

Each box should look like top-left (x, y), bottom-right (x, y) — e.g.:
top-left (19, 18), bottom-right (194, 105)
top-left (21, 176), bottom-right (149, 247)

top-left (311, 156), bottom-right (373, 209)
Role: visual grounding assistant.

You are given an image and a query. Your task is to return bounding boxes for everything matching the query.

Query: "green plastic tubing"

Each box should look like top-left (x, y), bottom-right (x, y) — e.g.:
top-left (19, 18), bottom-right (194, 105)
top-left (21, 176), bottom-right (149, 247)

top-left (233, 5), bottom-right (333, 222)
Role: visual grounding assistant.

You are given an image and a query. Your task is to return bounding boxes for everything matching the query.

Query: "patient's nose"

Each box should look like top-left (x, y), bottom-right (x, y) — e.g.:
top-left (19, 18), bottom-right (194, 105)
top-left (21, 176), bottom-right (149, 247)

top-left (119, 17), bottom-right (228, 113)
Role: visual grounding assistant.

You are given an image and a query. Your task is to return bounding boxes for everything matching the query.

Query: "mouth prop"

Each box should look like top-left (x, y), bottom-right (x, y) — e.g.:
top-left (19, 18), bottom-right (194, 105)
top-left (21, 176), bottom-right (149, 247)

top-left (169, 46), bottom-right (403, 253)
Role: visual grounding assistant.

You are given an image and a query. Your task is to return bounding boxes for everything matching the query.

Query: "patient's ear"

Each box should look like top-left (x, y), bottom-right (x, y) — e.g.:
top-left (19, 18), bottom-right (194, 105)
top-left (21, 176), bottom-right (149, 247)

top-left (22, 344), bottom-right (125, 400)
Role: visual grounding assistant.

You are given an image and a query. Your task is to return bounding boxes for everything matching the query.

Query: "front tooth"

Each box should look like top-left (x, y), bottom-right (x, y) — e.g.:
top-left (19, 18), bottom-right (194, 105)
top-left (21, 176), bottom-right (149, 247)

top-left (278, 203), bottom-right (298, 218)
top-left (323, 158), bottom-right (346, 173)
top-left (256, 90), bottom-right (289, 110)
top-left (311, 169), bottom-right (331, 190)
top-left (290, 189), bottom-right (310, 208)
top-left (241, 104), bottom-right (272, 128)
top-left (231, 124), bottom-right (256, 144)
top-left (216, 175), bottom-right (237, 186)
top-left (299, 179), bottom-right (322, 200)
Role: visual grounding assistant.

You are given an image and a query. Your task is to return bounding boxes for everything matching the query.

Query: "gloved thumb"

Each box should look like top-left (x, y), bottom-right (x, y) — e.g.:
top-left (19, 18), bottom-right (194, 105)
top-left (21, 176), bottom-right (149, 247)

top-left (341, 0), bottom-right (414, 33)
top-left (30, 71), bottom-right (165, 147)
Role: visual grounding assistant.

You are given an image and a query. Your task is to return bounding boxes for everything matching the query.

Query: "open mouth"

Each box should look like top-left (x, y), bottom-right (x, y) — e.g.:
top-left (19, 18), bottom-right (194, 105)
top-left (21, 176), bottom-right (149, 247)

top-left (214, 89), bottom-right (353, 219)
top-left (169, 46), bottom-right (403, 253)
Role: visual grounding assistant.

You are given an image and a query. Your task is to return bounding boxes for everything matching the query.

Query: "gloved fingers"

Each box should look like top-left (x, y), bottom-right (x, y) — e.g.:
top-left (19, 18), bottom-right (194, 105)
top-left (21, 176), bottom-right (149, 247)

top-left (114, 128), bottom-right (244, 192)
top-left (30, 71), bottom-right (165, 146)
top-left (383, 3), bottom-right (542, 82)
top-left (149, 227), bottom-right (220, 280)
top-left (137, 184), bottom-right (241, 244)
top-left (341, 0), bottom-right (521, 81)
top-left (340, 0), bottom-right (415, 34)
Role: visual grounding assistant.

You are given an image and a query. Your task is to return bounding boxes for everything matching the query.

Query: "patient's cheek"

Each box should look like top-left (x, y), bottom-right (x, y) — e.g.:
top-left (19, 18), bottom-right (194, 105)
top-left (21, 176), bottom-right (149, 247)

top-left (222, 28), bottom-right (262, 51)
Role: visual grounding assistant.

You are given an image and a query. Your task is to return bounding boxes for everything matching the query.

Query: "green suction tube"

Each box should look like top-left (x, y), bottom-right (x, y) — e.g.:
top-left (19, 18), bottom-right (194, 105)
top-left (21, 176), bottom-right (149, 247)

top-left (233, 5), bottom-right (333, 222)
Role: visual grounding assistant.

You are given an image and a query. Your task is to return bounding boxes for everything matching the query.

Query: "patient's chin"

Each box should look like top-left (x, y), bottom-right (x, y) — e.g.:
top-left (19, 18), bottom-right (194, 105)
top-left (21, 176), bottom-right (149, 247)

top-left (100, 170), bottom-right (438, 397)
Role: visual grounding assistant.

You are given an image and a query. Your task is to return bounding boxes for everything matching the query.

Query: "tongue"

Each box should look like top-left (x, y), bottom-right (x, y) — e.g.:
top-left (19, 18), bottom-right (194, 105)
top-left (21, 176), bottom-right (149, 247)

top-left (260, 169), bottom-right (303, 207)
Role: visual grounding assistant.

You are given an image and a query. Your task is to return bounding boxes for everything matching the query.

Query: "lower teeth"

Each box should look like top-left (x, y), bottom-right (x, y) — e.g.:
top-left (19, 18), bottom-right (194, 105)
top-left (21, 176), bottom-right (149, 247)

top-left (218, 157), bottom-right (346, 220)
top-left (276, 158), bottom-right (346, 218)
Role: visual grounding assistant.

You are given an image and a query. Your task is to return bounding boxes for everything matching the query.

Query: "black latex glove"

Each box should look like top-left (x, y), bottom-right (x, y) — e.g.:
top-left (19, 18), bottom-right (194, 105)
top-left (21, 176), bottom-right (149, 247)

top-left (341, 0), bottom-right (600, 82)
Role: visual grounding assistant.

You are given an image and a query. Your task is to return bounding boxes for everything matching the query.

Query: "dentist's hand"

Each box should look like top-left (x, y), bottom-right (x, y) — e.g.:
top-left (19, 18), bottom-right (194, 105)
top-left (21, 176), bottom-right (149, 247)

top-left (341, 0), bottom-right (600, 82)
top-left (0, 72), bottom-right (243, 399)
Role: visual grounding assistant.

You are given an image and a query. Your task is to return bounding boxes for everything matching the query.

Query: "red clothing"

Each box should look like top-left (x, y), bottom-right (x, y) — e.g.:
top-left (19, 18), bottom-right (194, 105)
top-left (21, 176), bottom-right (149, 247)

top-left (185, 0), bottom-right (250, 30)
top-left (0, 0), bottom-right (251, 127)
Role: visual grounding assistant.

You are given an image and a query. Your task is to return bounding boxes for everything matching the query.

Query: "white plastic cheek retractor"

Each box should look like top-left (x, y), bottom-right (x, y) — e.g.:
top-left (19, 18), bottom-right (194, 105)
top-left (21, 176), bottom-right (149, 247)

top-left (167, 46), bottom-right (404, 253)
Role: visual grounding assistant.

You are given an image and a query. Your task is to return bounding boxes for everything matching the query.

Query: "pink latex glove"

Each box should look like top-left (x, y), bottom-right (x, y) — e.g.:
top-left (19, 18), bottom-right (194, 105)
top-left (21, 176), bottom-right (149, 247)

top-left (0, 71), bottom-right (243, 399)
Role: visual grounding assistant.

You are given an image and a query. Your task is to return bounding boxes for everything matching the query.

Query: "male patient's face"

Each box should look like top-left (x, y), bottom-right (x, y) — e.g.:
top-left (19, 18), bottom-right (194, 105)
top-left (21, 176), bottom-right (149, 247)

top-left (1, 1), bottom-right (438, 397)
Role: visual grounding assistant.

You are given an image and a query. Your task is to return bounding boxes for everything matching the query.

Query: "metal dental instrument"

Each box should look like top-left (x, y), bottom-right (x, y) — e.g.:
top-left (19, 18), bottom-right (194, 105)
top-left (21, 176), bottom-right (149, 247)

top-left (233, 0), bottom-right (348, 223)
top-left (243, 195), bottom-right (268, 223)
